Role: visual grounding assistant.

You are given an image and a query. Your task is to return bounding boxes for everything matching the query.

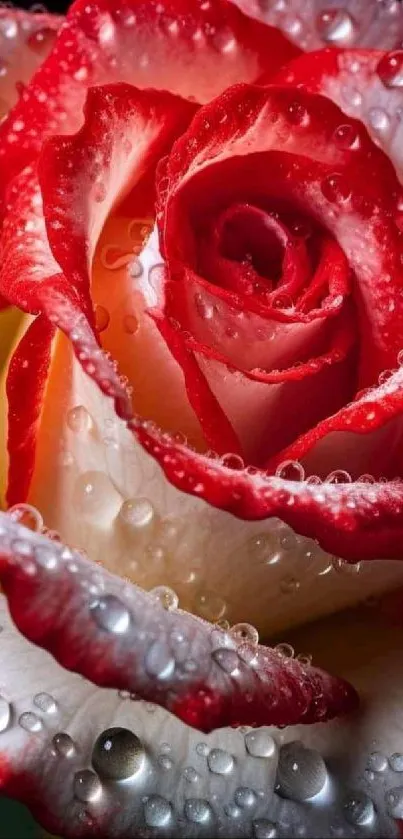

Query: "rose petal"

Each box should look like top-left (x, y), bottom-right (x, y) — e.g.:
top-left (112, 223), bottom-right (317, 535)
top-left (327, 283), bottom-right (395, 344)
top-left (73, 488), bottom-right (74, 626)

top-left (0, 590), bottom-right (398, 839)
top-left (274, 48), bottom-right (403, 182)
top-left (232, 0), bottom-right (403, 51)
top-left (0, 0), bottom-right (299, 202)
top-left (0, 512), bottom-right (357, 731)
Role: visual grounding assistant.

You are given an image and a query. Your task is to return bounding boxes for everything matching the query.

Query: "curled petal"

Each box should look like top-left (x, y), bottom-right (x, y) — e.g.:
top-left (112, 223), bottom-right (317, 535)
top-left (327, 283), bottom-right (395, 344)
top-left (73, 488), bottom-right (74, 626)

top-left (0, 513), bottom-right (357, 731)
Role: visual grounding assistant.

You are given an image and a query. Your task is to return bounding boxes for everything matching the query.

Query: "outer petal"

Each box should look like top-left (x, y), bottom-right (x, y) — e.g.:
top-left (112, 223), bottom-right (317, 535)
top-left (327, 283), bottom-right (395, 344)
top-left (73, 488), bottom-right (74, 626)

top-left (0, 513), bottom-right (357, 731)
top-left (232, 0), bottom-right (403, 51)
top-left (0, 589), bottom-right (398, 839)
top-left (0, 0), bottom-right (300, 202)
top-left (274, 48), bottom-right (403, 182)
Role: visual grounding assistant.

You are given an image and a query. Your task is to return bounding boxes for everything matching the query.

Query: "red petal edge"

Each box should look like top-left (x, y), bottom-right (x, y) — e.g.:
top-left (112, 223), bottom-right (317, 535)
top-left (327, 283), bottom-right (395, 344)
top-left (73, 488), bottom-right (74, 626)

top-left (0, 511), bottom-right (358, 731)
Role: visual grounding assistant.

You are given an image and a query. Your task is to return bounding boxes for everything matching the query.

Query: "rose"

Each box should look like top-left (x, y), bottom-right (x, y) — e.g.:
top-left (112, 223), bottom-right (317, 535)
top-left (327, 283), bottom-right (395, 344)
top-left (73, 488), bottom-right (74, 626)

top-left (1, 0), bottom-right (403, 836)
top-left (1, 0), bottom-right (403, 638)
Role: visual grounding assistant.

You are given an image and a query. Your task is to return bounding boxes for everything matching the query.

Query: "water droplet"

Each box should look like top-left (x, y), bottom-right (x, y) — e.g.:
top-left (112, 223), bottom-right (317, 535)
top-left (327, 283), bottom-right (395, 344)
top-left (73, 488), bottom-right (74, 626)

top-left (253, 819), bottom-right (277, 838)
top-left (275, 643), bottom-right (295, 659)
top-left (207, 748), bottom-right (234, 775)
top-left (333, 124), bottom-right (360, 150)
top-left (212, 648), bottom-right (239, 675)
top-left (245, 729), bottom-right (276, 759)
top-left (235, 787), bottom-right (257, 808)
top-left (326, 470), bottom-right (352, 484)
top-left (287, 101), bottom-right (309, 127)
top-left (194, 292), bottom-right (214, 320)
top-left (67, 405), bottom-right (92, 434)
top-left (73, 770), bottom-right (102, 803)
top-left (317, 9), bottom-right (355, 45)
top-left (343, 791), bottom-right (375, 825)
top-left (8, 503), bottom-right (43, 533)
top-left (277, 742), bottom-right (327, 802)
top-left (332, 557), bottom-right (361, 574)
top-left (321, 174), bottom-right (351, 204)
top-left (144, 795), bottom-right (172, 827)
top-left (27, 26), bottom-right (56, 53)
top-left (19, 712), bottom-right (42, 733)
top-left (377, 50), bottom-right (403, 88)
top-left (0, 696), bottom-right (11, 733)
top-left (275, 460), bottom-right (305, 481)
top-left (123, 313), bottom-right (139, 335)
top-left (194, 590), bottom-right (226, 621)
top-left (119, 498), bottom-right (155, 530)
top-left (222, 453), bottom-right (245, 470)
top-left (390, 753), bottom-right (403, 772)
top-left (386, 786), bottom-right (403, 817)
top-left (183, 766), bottom-right (200, 783)
top-left (150, 585), bottom-right (179, 611)
top-left (368, 107), bottom-right (390, 134)
top-left (280, 576), bottom-right (300, 595)
top-left (158, 754), bottom-right (173, 770)
top-left (52, 732), bottom-right (76, 758)
top-left (145, 640), bottom-right (175, 680)
top-left (231, 623), bottom-right (259, 645)
top-left (90, 594), bottom-right (131, 634)
top-left (92, 727), bottom-right (145, 780)
top-left (184, 798), bottom-right (212, 824)
top-left (33, 692), bottom-right (57, 714)
top-left (367, 751), bottom-right (387, 773)
top-left (94, 304), bottom-right (110, 333)
top-left (196, 742), bottom-right (209, 757)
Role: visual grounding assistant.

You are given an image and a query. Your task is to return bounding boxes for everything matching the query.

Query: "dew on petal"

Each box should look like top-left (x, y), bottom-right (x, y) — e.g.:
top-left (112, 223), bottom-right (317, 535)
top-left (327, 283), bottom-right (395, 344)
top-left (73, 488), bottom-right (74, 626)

top-left (92, 727), bottom-right (145, 780)
top-left (89, 594), bottom-right (131, 635)
top-left (73, 770), bottom-right (102, 803)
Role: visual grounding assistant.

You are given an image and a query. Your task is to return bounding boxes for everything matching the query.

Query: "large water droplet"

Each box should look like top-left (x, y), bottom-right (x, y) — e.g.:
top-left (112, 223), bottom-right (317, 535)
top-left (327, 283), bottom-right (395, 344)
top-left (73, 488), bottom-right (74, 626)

top-left (235, 787), bottom-right (257, 809)
top-left (119, 498), bottom-right (155, 530)
top-left (92, 727), bottom-right (145, 780)
top-left (212, 648), bottom-right (239, 675)
top-left (343, 791), bottom-right (374, 825)
top-left (73, 770), bottom-right (102, 803)
top-left (19, 712), bottom-right (42, 733)
top-left (253, 819), bottom-right (277, 838)
top-left (245, 729), bottom-right (276, 759)
top-left (184, 798), bottom-right (212, 824)
top-left (377, 50), bottom-right (403, 89)
top-left (207, 748), bottom-right (234, 775)
top-left (385, 786), bottom-right (403, 817)
top-left (8, 503), bottom-right (43, 532)
top-left (333, 123), bottom-right (360, 150)
top-left (67, 405), bottom-right (92, 434)
top-left (389, 753), bottom-right (403, 772)
top-left (367, 751), bottom-right (387, 773)
top-left (317, 9), bottom-right (355, 45)
top-left (90, 594), bottom-right (131, 635)
top-left (230, 623), bottom-right (259, 645)
top-left (0, 696), bottom-right (11, 733)
top-left (52, 732), bottom-right (76, 758)
top-left (277, 742), bottom-right (327, 802)
top-left (144, 795), bottom-right (172, 827)
top-left (33, 692), bottom-right (57, 714)
top-left (150, 585), bottom-right (179, 611)
top-left (321, 174), bottom-right (351, 204)
top-left (145, 640), bottom-right (175, 680)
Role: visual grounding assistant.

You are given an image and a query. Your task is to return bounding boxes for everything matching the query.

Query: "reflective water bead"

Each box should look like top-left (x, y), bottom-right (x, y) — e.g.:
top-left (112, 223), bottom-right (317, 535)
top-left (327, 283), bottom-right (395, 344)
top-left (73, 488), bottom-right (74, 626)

top-left (253, 819), bottom-right (277, 838)
top-left (184, 798), bottom-right (212, 824)
top-left (207, 748), bottom-right (234, 775)
top-left (183, 766), bottom-right (200, 783)
top-left (144, 795), bottom-right (172, 828)
top-left (89, 594), bottom-right (131, 635)
top-left (145, 640), bottom-right (175, 680)
top-left (0, 696), bottom-right (11, 733)
top-left (119, 497), bottom-right (155, 530)
top-left (94, 304), bottom-right (110, 333)
top-left (8, 503), bottom-right (44, 532)
top-left (343, 791), bottom-right (375, 825)
top-left (33, 692), bottom-right (57, 714)
top-left (377, 50), bottom-right (403, 88)
top-left (368, 107), bottom-right (390, 134)
top-left (92, 727), bottom-right (145, 780)
top-left (128, 258), bottom-right (143, 279)
top-left (194, 590), bottom-right (226, 621)
top-left (333, 124), bottom-right (360, 150)
top-left (67, 405), bottom-right (92, 434)
top-left (332, 557), bottom-right (361, 575)
top-left (385, 786), bottom-right (403, 817)
top-left (222, 453), bottom-right (245, 470)
top-left (234, 787), bottom-right (257, 809)
top-left (194, 292), bottom-right (214, 320)
top-left (195, 742), bottom-right (209, 757)
top-left (275, 460), bottom-right (305, 481)
top-left (367, 751), bottom-right (387, 773)
top-left (275, 643), bottom-right (295, 659)
top-left (150, 585), bottom-right (179, 611)
top-left (212, 648), bottom-right (239, 675)
top-left (27, 26), bottom-right (56, 53)
top-left (230, 623), bottom-right (259, 645)
top-left (389, 753), bottom-right (403, 772)
top-left (52, 732), bottom-right (76, 758)
top-left (316, 9), bottom-right (355, 45)
top-left (73, 770), bottom-right (102, 803)
top-left (287, 100), bottom-right (309, 127)
top-left (321, 174), bottom-right (351, 204)
top-left (277, 742), bottom-right (327, 802)
top-left (245, 729), bottom-right (276, 759)
top-left (19, 712), bottom-right (42, 733)
top-left (123, 313), bottom-right (139, 334)
top-left (326, 470), bottom-right (352, 484)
